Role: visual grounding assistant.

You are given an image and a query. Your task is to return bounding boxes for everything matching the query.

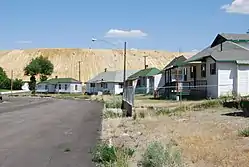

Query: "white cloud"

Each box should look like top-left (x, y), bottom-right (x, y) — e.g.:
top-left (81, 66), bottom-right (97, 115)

top-left (15, 40), bottom-right (32, 44)
top-left (191, 49), bottom-right (199, 53)
top-left (221, 0), bottom-right (249, 14)
top-left (105, 29), bottom-right (148, 38)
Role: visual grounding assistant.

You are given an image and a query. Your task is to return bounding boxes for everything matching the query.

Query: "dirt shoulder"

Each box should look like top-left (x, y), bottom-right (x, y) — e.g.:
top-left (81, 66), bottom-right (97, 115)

top-left (101, 105), bottom-right (249, 167)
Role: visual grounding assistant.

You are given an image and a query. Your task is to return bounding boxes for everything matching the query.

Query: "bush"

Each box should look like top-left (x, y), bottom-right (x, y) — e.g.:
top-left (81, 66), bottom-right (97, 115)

top-left (12, 79), bottom-right (23, 90)
top-left (103, 109), bottom-right (123, 119)
top-left (239, 128), bottom-right (249, 137)
top-left (105, 96), bottom-right (122, 108)
top-left (91, 142), bottom-right (135, 167)
top-left (139, 141), bottom-right (183, 167)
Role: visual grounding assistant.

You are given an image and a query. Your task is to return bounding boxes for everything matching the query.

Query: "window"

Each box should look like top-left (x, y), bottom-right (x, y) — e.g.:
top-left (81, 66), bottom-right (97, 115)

top-left (101, 83), bottom-right (107, 88)
top-left (190, 66), bottom-right (194, 78)
top-left (75, 85), bottom-right (78, 90)
top-left (119, 83), bottom-right (123, 88)
top-left (201, 64), bottom-right (206, 77)
top-left (90, 83), bottom-right (95, 87)
top-left (59, 84), bottom-right (61, 90)
top-left (137, 80), bottom-right (141, 87)
top-left (45, 85), bottom-right (48, 90)
top-left (210, 63), bottom-right (216, 75)
top-left (65, 84), bottom-right (68, 90)
top-left (183, 68), bottom-right (187, 81)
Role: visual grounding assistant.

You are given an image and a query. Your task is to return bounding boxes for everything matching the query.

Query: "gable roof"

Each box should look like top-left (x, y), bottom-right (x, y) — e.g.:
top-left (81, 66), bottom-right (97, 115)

top-left (127, 68), bottom-right (161, 80)
top-left (38, 78), bottom-right (81, 85)
top-left (163, 55), bottom-right (187, 70)
top-left (211, 33), bottom-right (249, 47)
top-left (85, 70), bottom-right (139, 83)
top-left (212, 50), bottom-right (249, 63)
top-left (185, 41), bottom-right (249, 63)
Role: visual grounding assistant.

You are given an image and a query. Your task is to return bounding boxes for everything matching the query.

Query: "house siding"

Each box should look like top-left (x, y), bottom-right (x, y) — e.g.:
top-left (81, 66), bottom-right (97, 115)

top-left (36, 83), bottom-right (82, 94)
top-left (86, 82), bottom-right (123, 95)
top-left (154, 74), bottom-right (162, 90)
top-left (217, 62), bottom-right (236, 97)
top-left (238, 64), bottom-right (249, 96)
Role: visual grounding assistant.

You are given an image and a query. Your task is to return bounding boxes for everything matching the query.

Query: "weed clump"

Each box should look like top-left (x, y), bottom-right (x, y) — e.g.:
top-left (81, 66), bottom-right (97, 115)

top-left (139, 141), bottom-right (183, 167)
top-left (239, 128), bottom-right (249, 137)
top-left (91, 142), bottom-right (135, 167)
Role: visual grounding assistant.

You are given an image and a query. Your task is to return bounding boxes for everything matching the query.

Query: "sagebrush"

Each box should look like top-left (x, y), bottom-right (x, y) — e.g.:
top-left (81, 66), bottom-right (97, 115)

top-left (139, 141), bottom-right (183, 167)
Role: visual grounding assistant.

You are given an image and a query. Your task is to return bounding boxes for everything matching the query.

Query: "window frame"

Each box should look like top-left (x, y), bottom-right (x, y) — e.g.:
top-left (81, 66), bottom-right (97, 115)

top-left (201, 64), bottom-right (206, 78)
top-left (210, 63), bottom-right (216, 75)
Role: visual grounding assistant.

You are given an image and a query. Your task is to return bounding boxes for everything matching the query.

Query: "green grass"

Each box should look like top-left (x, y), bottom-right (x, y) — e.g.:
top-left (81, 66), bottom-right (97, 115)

top-left (0, 89), bottom-right (10, 92)
top-left (154, 99), bottom-right (223, 117)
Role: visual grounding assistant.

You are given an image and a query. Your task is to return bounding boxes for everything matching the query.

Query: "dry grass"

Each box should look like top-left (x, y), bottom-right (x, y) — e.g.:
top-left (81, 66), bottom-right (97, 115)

top-left (102, 106), bottom-right (249, 167)
top-left (0, 48), bottom-right (194, 82)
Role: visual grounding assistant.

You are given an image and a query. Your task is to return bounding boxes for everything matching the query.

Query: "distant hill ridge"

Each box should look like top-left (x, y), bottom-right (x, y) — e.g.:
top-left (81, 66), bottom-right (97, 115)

top-left (0, 48), bottom-right (195, 83)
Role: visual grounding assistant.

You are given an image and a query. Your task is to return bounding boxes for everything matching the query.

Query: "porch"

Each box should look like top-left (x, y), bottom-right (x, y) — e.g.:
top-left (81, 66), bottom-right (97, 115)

top-left (158, 80), bottom-right (207, 100)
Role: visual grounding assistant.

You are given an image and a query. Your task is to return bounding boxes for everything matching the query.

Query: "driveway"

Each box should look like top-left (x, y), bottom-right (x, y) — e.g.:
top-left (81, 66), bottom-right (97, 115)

top-left (0, 97), bottom-right (103, 167)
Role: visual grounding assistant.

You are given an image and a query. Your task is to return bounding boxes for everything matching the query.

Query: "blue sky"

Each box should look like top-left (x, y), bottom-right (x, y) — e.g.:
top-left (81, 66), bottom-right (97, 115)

top-left (0, 0), bottom-right (248, 52)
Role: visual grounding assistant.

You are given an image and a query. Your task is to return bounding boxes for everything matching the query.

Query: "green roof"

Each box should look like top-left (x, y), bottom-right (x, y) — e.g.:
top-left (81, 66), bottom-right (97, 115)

top-left (38, 78), bottom-right (81, 85)
top-left (163, 55), bottom-right (187, 70)
top-left (127, 68), bottom-right (160, 80)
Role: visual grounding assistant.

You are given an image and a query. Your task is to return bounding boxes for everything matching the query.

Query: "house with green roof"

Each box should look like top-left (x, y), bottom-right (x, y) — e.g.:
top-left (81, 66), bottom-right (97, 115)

top-left (36, 77), bottom-right (82, 94)
top-left (126, 67), bottom-right (162, 94)
top-left (161, 33), bottom-right (249, 99)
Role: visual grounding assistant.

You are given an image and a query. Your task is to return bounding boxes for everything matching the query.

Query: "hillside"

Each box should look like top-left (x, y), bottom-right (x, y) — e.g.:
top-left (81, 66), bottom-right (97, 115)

top-left (0, 48), bottom-right (195, 83)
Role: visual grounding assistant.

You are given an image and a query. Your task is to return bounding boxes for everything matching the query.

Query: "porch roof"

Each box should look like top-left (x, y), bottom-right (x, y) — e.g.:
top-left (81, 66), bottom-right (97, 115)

top-left (127, 68), bottom-right (161, 80)
top-left (163, 55), bottom-right (187, 70)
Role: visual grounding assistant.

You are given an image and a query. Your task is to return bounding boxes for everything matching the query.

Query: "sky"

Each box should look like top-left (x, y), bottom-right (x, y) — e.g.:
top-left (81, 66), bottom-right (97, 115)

top-left (0, 0), bottom-right (248, 52)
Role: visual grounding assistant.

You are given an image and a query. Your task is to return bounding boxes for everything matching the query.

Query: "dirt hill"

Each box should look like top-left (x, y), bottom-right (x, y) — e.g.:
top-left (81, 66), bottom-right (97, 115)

top-left (0, 48), bottom-right (195, 83)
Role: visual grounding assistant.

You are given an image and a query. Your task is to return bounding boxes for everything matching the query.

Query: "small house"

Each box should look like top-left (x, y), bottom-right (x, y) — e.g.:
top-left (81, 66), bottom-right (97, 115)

top-left (85, 69), bottom-right (138, 95)
top-left (36, 77), bottom-right (82, 94)
top-left (126, 67), bottom-right (162, 94)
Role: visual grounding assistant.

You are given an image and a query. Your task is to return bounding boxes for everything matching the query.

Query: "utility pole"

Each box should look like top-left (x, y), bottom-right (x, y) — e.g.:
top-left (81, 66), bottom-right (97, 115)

top-left (143, 55), bottom-right (148, 69)
top-left (10, 70), bottom-right (13, 96)
top-left (78, 61), bottom-right (81, 82)
top-left (123, 42), bottom-right (127, 89)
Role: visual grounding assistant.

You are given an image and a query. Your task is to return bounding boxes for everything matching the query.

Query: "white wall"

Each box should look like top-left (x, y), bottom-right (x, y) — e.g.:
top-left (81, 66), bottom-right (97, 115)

top-left (206, 57), bottom-right (218, 98)
top-left (157, 72), bottom-right (165, 88)
top-left (217, 62), bottom-right (236, 97)
top-left (238, 64), bottom-right (249, 96)
top-left (154, 74), bottom-right (162, 90)
top-left (36, 83), bottom-right (48, 93)
top-left (37, 83), bottom-right (82, 94)
top-left (86, 82), bottom-right (123, 95)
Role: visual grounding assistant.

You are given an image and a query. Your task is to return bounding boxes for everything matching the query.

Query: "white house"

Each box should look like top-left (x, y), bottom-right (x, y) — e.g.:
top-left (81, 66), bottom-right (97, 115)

top-left (36, 77), bottom-right (82, 94)
top-left (162, 33), bottom-right (249, 99)
top-left (126, 67), bottom-right (162, 94)
top-left (85, 69), bottom-right (138, 95)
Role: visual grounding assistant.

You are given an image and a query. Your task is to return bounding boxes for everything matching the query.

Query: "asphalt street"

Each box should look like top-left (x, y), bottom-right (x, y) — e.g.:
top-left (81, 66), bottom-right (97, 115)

top-left (0, 97), bottom-right (103, 167)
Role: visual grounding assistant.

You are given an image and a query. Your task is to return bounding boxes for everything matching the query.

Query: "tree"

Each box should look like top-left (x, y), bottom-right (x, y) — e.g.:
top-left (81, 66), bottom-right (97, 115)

top-left (24, 56), bottom-right (54, 91)
top-left (0, 67), bottom-right (10, 89)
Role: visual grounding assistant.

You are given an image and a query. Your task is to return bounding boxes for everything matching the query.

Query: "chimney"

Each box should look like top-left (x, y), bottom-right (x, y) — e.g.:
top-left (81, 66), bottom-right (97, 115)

top-left (104, 68), bottom-right (107, 72)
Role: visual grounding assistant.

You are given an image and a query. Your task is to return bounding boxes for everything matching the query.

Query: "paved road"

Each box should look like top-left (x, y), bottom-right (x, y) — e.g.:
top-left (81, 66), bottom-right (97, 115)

top-left (0, 97), bottom-right (103, 167)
